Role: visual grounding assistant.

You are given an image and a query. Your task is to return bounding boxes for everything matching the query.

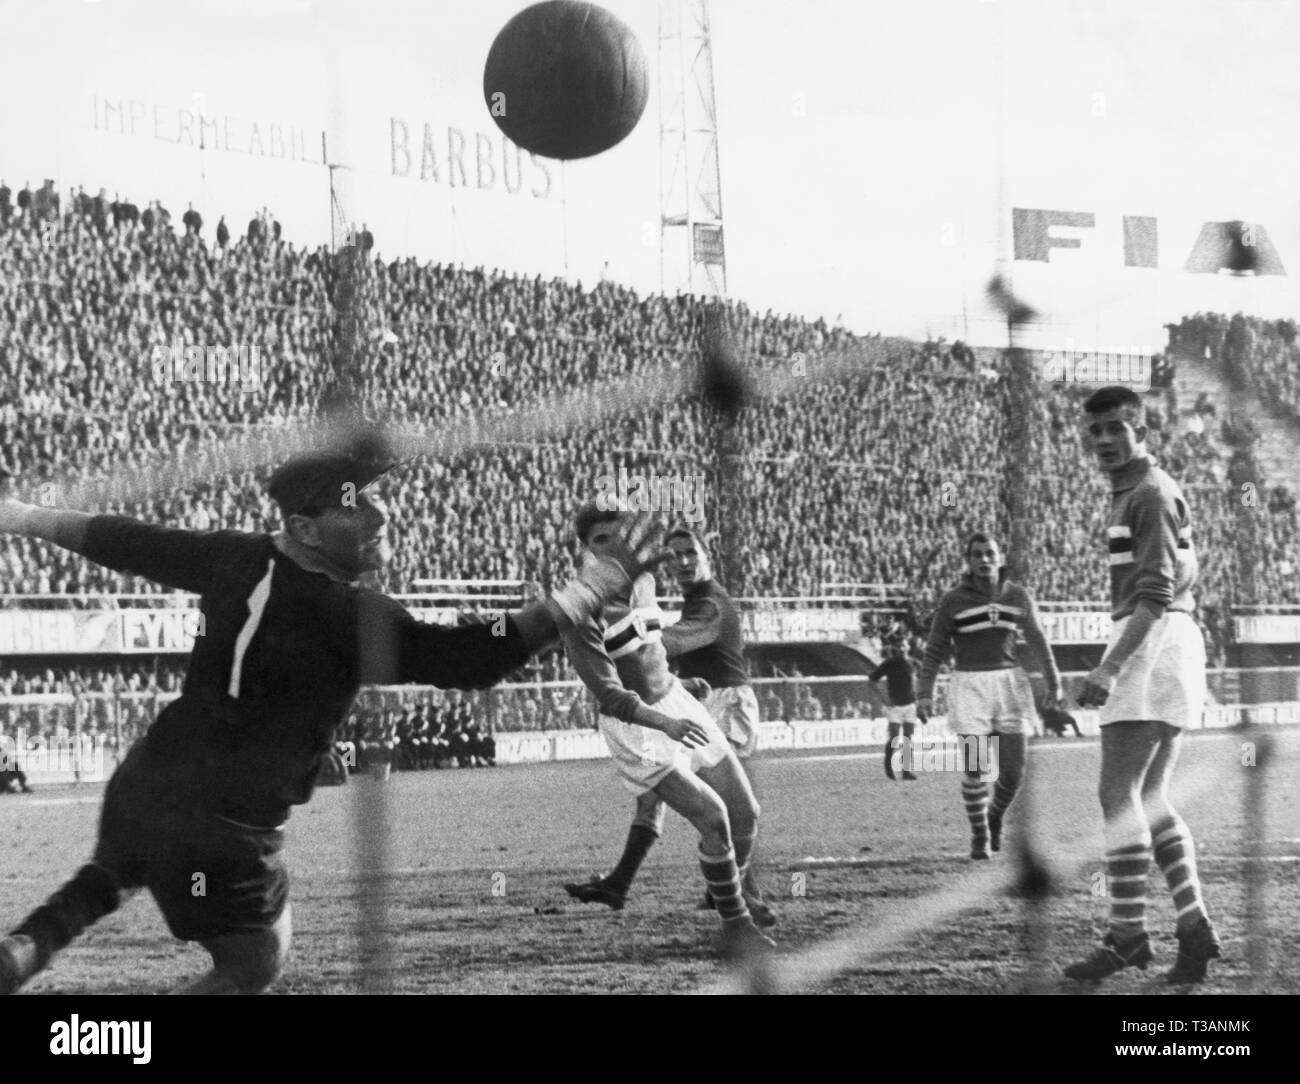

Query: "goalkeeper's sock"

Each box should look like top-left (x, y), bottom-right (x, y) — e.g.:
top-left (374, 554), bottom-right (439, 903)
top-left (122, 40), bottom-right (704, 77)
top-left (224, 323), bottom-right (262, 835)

top-left (9, 863), bottom-right (124, 980)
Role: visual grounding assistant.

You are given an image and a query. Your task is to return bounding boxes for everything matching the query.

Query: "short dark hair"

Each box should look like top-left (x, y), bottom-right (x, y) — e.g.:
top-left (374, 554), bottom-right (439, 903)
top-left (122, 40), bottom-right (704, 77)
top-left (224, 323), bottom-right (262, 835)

top-left (573, 501), bottom-right (624, 545)
top-left (665, 526), bottom-right (705, 549)
top-left (964, 531), bottom-right (998, 559)
top-left (1083, 385), bottom-right (1144, 422)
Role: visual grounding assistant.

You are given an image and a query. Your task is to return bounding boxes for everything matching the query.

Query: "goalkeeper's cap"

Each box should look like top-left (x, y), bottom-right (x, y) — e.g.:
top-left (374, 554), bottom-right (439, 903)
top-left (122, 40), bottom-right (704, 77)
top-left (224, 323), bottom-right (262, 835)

top-left (268, 449), bottom-right (397, 517)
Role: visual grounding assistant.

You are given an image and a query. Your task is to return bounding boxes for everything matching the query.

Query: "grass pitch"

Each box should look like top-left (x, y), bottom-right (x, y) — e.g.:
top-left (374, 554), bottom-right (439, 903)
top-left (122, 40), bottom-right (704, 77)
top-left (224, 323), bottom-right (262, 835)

top-left (2, 727), bottom-right (1297, 995)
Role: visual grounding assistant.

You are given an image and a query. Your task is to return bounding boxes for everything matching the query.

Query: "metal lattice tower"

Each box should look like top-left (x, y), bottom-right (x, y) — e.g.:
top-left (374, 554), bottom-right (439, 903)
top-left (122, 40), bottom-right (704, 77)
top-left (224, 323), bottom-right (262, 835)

top-left (658, 0), bottom-right (726, 298)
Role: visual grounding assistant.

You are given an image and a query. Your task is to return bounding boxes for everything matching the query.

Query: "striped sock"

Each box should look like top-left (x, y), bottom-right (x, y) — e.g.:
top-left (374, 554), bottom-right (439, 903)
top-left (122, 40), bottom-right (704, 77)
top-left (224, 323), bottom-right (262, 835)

top-left (699, 846), bottom-right (750, 922)
top-left (1152, 816), bottom-right (1208, 931)
top-left (989, 777), bottom-right (1019, 821)
top-left (962, 778), bottom-right (989, 847)
top-left (1105, 841), bottom-right (1152, 941)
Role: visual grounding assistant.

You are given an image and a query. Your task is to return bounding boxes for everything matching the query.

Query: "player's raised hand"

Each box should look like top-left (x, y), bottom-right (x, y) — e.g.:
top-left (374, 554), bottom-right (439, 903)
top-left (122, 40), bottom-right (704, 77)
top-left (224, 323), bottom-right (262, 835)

top-left (547, 514), bottom-right (669, 628)
top-left (604, 514), bottom-right (670, 581)
top-left (659, 715), bottom-right (710, 748)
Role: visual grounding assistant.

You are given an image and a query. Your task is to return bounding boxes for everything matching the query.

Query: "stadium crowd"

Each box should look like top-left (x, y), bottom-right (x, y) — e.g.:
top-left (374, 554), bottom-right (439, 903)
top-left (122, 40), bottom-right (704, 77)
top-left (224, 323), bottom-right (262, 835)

top-left (1168, 312), bottom-right (1300, 424)
top-left (1, 182), bottom-right (1297, 719)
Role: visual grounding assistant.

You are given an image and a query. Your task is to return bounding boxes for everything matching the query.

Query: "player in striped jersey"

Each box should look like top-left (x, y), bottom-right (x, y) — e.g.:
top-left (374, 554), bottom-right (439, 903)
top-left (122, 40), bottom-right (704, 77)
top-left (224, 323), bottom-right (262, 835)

top-left (915, 533), bottom-right (1061, 859)
top-left (1064, 386), bottom-right (1220, 985)
top-left (558, 505), bottom-right (773, 958)
top-left (564, 526), bottom-right (774, 926)
top-left (0, 447), bottom-right (664, 995)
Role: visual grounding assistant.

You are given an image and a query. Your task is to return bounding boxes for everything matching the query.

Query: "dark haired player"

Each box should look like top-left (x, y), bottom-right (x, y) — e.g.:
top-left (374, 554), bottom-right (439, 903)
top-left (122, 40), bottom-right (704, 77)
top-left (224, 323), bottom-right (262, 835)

top-left (564, 526), bottom-right (774, 926)
top-left (0, 450), bottom-right (662, 994)
top-left (559, 506), bottom-right (773, 957)
top-left (1064, 386), bottom-right (1219, 984)
top-left (916, 533), bottom-right (1061, 859)
top-left (871, 640), bottom-right (919, 781)
top-left (0, 733), bottom-right (33, 794)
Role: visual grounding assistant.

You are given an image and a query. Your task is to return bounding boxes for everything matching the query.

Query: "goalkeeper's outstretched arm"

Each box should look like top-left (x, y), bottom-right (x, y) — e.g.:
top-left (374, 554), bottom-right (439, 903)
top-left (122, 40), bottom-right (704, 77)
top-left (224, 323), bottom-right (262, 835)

top-left (0, 499), bottom-right (93, 551)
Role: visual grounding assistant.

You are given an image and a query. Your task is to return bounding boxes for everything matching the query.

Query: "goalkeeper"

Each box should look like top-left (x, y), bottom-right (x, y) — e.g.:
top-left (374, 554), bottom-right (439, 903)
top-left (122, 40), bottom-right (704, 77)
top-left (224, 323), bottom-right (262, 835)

top-left (0, 446), bottom-right (664, 995)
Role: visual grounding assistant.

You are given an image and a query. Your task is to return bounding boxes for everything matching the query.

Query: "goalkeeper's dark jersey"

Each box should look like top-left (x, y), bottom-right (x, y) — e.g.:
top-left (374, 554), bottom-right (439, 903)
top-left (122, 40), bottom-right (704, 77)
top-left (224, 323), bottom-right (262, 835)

top-left (76, 516), bottom-right (529, 826)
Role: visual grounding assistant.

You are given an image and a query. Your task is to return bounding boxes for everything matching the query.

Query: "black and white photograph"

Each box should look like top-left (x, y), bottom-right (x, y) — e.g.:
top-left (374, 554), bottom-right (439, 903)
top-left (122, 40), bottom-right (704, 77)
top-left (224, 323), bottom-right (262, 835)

top-left (0, 0), bottom-right (1295, 1053)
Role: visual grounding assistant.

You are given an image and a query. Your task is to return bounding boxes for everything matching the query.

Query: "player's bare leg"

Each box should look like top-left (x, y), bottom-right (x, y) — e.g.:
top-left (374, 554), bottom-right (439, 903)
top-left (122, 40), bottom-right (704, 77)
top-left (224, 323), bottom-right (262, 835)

top-left (650, 767), bottom-right (774, 956)
top-left (694, 751), bottom-right (774, 926)
top-left (0, 863), bottom-right (134, 994)
top-left (899, 721), bottom-right (918, 780)
top-left (1064, 722), bottom-right (1163, 981)
top-left (1140, 725), bottom-right (1220, 982)
top-left (731, 750), bottom-right (772, 898)
top-left (564, 793), bottom-right (666, 909)
top-left (885, 721), bottom-right (919, 781)
top-left (986, 732), bottom-right (1026, 853)
top-left (174, 905), bottom-right (292, 994)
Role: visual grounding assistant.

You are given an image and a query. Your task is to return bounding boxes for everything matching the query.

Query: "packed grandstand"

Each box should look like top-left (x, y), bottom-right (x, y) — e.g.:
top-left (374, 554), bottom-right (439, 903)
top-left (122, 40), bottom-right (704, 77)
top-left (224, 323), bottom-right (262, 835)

top-left (1, 183), bottom-right (1297, 753)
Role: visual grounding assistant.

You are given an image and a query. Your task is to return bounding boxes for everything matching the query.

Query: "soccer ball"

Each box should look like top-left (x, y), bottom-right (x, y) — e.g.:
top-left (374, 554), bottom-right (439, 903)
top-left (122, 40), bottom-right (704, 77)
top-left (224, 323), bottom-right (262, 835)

top-left (483, 0), bottom-right (649, 160)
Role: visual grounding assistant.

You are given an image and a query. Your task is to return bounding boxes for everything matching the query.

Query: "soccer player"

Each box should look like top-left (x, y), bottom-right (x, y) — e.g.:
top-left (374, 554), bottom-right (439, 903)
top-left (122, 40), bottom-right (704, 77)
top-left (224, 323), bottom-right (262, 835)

top-left (1064, 385), bottom-right (1220, 984)
top-left (564, 526), bottom-right (774, 926)
top-left (0, 731), bottom-right (33, 794)
top-left (0, 447), bottom-right (663, 995)
top-left (871, 639), bottom-right (919, 781)
top-left (915, 533), bottom-right (1061, 859)
top-left (558, 506), bottom-right (773, 957)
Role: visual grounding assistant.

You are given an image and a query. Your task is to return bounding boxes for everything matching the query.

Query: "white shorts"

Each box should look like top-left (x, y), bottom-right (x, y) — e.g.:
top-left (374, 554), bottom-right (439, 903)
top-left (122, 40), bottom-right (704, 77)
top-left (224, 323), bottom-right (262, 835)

top-left (886, 703), bottom-right (919, 726)
top-left (599, 679), bottom-right (732, 795)
top-left (946, 669), bottom-right (1035, 736)
top-left (703, 685), bottom-right (760, 758)
top-left (1099, 611), bottom-right (1206, 728)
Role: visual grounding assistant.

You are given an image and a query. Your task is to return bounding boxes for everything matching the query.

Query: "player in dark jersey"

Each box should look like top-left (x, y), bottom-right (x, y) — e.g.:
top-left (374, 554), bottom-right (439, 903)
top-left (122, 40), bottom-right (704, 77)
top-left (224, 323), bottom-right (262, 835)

top-left (0, 449), bottom-right (664, 994)
top-left (1064, 386), bottom-right (1220, 985)
top-left (871, 640), bottom-right (919, 780)
top-left (563, 526), bottom-right (774, 926)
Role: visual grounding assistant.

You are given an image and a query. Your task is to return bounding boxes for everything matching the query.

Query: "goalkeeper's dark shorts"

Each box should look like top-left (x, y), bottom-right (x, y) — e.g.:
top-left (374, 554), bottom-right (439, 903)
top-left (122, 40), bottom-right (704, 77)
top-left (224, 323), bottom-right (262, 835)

top-left (92, 749), bottom-right (289, 942)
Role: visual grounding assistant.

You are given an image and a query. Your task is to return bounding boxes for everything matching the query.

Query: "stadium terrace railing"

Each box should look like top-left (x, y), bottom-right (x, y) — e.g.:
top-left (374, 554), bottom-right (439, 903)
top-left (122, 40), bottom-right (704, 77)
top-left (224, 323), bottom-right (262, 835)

top-left (0, 593), bottom-right (202, 609)
top-left (0, 587), bottom-right (911, 610)
top-left (5, 669), bottom-right (1298, 782)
